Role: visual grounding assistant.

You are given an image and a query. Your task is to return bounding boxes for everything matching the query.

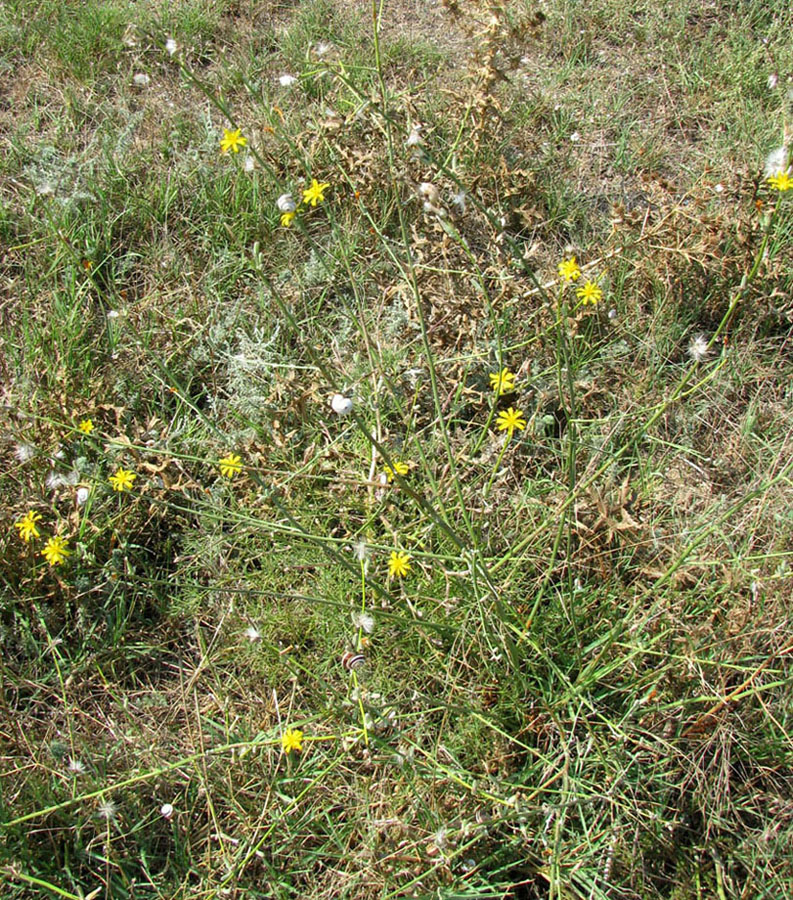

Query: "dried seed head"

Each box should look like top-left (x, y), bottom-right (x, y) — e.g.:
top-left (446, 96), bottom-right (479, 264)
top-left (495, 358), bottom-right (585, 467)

top-left (406, 124), bottom-right (423, 147)
top-left (15, 443), bottom-right (36, 463)
top-left (419, 182), bottom-right (440, 206)
top-left (96, 800), bottom-right (118, 821)
top-left (351, 611), bottom-right (375, 633)
top-left (68, 758), bottom-right (86, 776)
top-left (687, 334), bottom-right (709, 362)
top-left (764, 146), bottom-right (789, 178)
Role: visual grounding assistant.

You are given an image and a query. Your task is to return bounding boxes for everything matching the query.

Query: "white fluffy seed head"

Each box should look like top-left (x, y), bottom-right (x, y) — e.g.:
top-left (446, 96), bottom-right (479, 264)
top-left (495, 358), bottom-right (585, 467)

top-left (419, 182), bottom-right (440, 206)
top-left (688, 334), bottom-right (709, 362)
top-left (406, 125), bottom-right (423, 147)
top-left (352, 540), bottom-right (369, 562)
top-left (97, 800), bottom-right (118, 821)
top-left (764, 146), bottom-right (789, 178)
top-left (352, 611), bottom-right (375, 633)
top-left (165, 38), bottom-right (177, 56)
top-left (47, 472), bottom-right (66, 490)
top-left (15, 443), bottom-right (36, 463)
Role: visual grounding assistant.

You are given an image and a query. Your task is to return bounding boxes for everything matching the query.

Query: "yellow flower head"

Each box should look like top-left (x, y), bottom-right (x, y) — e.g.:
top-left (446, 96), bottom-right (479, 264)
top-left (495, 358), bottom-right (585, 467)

top-left (558, 256), bottom-right (582, 283)
top-left (302, 178), bottom-right (330, 207)
top-left (282, 727), bottom-right (304, 754)
top-left (42, 535), bottom-right (70, 566)
top-left (385, 461), bottom-right (409, 483)
top-left (109, 467), bottom-right (137, 492)
top-left (78, 418), bottom-right (94, 435)
top-left (220, 128), bottom-right (247, 154)
top-left (489, 368), bottom-right (516, 395)
top-left (219, 453), bottom-right (242, 478)
top-left (280, 211), bottom-right (296, 228)
top-left (576, 280), bottom-right (603, 305)
top-left (768, 171), bottom-right (792, 192)
top-left (15, 510), bottom-right (42, 543)
top-left (496, 406), bottom-right (527, 438)
top-left (388, 550), bottom-right (411, 578)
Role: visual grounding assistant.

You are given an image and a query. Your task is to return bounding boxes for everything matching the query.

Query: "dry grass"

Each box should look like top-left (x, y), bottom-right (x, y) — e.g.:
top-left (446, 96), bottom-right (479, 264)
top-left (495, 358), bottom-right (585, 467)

top-left (1, 1), bottom-right (793, 898)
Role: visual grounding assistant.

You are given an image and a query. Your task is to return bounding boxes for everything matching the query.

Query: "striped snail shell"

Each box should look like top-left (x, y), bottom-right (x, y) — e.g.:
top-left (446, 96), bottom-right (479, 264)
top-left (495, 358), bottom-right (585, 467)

top-left (341, 650), bottom-right (365, 671)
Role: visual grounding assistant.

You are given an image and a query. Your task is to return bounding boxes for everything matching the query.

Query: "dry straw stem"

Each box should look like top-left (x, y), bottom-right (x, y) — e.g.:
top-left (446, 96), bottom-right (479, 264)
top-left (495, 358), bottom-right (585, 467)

top-left (682, 634), bottom-right (793, 738)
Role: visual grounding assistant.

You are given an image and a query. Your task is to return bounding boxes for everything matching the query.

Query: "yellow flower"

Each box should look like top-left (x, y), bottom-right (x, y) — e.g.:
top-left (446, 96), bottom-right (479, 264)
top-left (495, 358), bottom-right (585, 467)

top-left (768, 171), bottom-right (792, 192)
top-left (302, 178), bottom-right (330, 207)
top-left (109, 467), bottom-right (137, 492)
top-left (220, 128), bottom-right (247, 154)
top-left (15, 510), bottom-right (42, 543)
top-left (496, 406), bottom-right (527, 438)
top-left (219, 453), bottom-right (242, 478)
top-left (78, 418), bottom-right (94, 435)
top-left (558, 256), bottom-right (582, 282)
top-left (280, 211), bottom-right (296, 227)
top-left (388, 550), bottom-right (411, 578)
top-left (282, 727), bottom-right (304, 754)
top-left (576, 280), bottom-right (603, 305)
top-left (489, 368), bottom-right (516, 395)
top-left (385, 461), bottom-right (409, 483)
top-left (41, 535), bottom-right (70, 566)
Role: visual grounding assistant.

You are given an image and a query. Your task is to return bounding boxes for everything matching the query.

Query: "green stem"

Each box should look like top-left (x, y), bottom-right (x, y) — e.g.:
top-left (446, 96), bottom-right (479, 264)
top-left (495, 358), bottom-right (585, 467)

top-left (483, 434), bottom-right (510, 500)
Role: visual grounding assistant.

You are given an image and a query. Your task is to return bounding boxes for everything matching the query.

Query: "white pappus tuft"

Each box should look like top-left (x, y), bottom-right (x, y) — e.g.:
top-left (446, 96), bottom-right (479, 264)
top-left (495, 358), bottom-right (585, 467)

top-left (68, 758), bottom-right (86, 776)
top-left (352, 540), bottom-right (369, 562)
top-left (406, 124), bottom-right (423, 148)
top-left (96, 799), bottom-right (118, 821)
top-left (46, 472), bottom-right (66, 490)
top-left (764, 146), bottom-right (789, 178)
top-left (687, 334), bottom-right (709, 362)
top-left (15, 443), bottom-right (36, 463)
top-left (351, 611), bottom-right (375, 634)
